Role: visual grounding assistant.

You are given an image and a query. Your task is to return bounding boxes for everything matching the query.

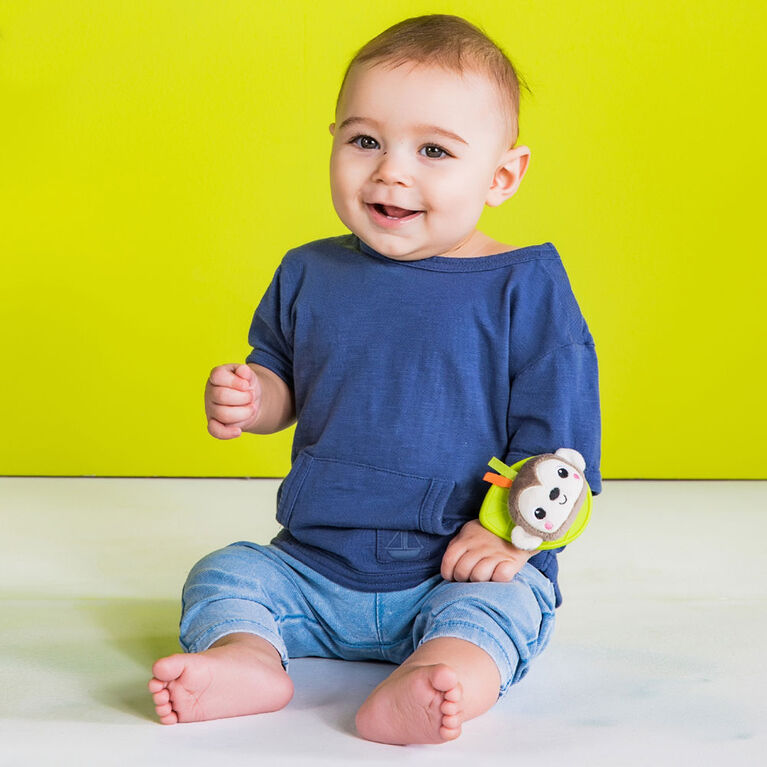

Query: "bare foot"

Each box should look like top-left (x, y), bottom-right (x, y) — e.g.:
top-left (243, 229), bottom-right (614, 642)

top-left (355, 663), bottom-right (465, 745)
top-left (148, 634), bottom-right (293, 724)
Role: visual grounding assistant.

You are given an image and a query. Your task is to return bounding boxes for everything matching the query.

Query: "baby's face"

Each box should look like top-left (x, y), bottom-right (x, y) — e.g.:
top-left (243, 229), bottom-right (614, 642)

top-left (330, 63), bottom-right (522, 261)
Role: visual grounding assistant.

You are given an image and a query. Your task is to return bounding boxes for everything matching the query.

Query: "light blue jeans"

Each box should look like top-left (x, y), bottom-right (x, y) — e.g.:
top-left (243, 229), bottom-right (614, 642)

top-left (180, 543), bottom-right (556, 697)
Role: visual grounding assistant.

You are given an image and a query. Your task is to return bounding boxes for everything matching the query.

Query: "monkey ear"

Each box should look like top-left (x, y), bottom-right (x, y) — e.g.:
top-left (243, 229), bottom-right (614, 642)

top-left (554, 448), bottom-right (586, 472)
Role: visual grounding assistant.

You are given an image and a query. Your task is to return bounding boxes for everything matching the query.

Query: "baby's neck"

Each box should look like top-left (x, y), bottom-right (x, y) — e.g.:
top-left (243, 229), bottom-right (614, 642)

top-left (440, 230), bottom-right (515, 259)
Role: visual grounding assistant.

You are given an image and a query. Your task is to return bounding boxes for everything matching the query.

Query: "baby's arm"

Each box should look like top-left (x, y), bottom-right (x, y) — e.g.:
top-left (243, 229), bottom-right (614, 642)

top-left (441, 519), bottom-right (533, 583)
top-left (205, 363), bottom-right (295, 439)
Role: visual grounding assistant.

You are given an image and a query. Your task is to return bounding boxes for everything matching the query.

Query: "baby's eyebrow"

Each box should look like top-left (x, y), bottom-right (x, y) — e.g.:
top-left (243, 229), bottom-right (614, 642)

top-left (336, 116), bottom-right (373, 132)
top-left (413, 124), bottom-right (468, 146)
top-left (337, 116), bottom-right (468, 146)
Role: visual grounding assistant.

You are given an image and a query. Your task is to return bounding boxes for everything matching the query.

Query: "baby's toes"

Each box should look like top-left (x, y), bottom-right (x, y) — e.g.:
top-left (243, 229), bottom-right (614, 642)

top-left (440, 699), bottom-right (460, 717)
top-left (441, 713), bottom-right (462, 730)
top-left (152, 688), bottom-right (170, 706)
top-left (443, 681), bottom-right (463, 703)
top-left (439, 682), bottom-right (464, 740)
top-left (439, 720), bottom-right (462, 741)
top-left (155, 701), bottom-right (174, 718)
top-left (159, 710), bottom-right (179, 725)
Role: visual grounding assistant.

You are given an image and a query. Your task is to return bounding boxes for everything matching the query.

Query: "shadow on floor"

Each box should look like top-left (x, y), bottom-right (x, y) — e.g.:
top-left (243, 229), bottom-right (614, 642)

top-left (83, 598), bottom-right (182, 721)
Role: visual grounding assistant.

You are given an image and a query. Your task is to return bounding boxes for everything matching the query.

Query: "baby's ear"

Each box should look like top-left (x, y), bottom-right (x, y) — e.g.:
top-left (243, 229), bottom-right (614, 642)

top-left (555, 448), bottom-right (586, 472)
top-left (486, 145), bottom-right (530, 207)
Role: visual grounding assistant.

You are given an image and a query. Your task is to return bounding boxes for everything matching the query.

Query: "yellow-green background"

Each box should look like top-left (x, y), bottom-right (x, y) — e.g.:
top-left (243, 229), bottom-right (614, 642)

top-left (1, 0), bottom-right (765, 478)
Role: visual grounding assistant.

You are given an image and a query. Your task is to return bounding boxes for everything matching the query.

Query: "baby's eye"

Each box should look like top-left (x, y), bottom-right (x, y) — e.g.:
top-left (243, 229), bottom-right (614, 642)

top-left (351, 134), bottom-right (379, 150)
top-left (420, 144), bottom-right (450, 159)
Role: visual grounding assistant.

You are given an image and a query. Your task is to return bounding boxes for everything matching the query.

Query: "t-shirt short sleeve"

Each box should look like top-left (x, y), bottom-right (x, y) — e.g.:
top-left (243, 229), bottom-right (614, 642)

top-left (246, 264), bottom-right (295, 390)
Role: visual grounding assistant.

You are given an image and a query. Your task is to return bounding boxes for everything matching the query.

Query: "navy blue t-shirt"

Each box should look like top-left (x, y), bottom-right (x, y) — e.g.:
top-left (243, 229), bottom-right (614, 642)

top-left (247, 235), bottom-right (601, 605)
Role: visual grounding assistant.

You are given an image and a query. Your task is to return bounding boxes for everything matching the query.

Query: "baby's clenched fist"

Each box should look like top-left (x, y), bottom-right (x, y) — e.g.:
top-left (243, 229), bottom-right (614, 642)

top-left (205, 363), bottom-right (261, 439)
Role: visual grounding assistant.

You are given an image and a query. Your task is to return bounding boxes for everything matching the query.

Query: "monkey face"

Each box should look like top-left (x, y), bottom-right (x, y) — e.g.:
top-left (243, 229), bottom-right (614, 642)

top-left (516, 456), bottom-right (585, 536)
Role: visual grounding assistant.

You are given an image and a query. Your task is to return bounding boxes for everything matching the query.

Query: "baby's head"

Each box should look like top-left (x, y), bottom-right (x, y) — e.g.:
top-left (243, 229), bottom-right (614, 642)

top-left (329, 15), bottom-right (531, 261)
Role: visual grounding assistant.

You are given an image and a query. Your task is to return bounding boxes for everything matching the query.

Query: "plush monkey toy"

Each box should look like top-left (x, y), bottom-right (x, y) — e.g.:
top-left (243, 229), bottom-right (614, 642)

top-left (479, 448), bottom-right (592, 551)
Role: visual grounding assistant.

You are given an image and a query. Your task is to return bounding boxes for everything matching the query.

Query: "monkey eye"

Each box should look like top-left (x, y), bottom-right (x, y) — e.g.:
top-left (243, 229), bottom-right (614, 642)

top-left (557, 467), bottom-right (569, 478)
top-left (534, 508), bottom-right (546, 520)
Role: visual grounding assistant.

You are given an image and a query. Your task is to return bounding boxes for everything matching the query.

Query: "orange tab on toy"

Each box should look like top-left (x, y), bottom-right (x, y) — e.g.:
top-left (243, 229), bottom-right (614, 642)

top-left (483, 472), bottom-right (512, 488)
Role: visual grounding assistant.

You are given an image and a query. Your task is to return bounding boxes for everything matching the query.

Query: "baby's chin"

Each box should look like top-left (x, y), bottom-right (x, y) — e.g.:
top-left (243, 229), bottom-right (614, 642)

top-left (357, 229), bottom-right (485, 262)
top-left (355, 234), bottom-right (441, 262)
top-left (383, 250), bottom-right (447, 263)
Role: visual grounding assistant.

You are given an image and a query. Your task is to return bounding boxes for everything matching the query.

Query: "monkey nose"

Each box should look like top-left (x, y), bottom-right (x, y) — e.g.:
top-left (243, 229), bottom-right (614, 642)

top-left (549, 487), bottom-right (560, 501)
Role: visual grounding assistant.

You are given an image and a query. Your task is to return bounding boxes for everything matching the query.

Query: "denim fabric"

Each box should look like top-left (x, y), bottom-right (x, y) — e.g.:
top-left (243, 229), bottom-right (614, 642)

top-left (180, 543), bottom-right (556, 697)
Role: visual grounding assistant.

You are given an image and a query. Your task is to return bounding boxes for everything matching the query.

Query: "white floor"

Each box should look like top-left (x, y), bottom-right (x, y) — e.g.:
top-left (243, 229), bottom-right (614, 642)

top-left (0, 478), bottom-right (764, 766)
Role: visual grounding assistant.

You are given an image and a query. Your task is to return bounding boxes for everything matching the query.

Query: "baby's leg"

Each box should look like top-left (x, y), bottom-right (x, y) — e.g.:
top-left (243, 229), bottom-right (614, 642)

top-left (149, 543), bottom-right (301, 725)
top-left (149, 632), bottom-right (293, 724)
top-left (355, 637), bottom-right (500, 745)
top-left (356, 565), bottom-right (557, 745)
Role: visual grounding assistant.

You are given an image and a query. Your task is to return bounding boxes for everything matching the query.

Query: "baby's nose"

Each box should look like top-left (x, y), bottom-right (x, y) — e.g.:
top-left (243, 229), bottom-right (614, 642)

top-left (374, 152), bottom-right (412, 186)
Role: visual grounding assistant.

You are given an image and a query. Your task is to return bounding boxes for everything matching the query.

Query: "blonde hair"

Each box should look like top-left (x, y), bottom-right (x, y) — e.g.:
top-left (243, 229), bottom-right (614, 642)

top-left (336, 15), bottom-right (529, 147)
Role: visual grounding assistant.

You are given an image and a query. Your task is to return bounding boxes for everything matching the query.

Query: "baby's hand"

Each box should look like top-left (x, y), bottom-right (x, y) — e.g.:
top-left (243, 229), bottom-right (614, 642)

top-left (441, 519), bottom-right (533, 583)
top-left (205, 363), bottom-right (261, 439)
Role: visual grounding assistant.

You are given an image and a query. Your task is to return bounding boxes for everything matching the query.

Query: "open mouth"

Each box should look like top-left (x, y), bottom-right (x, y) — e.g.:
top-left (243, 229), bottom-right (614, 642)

top-left (368, 203), bottom-right (423, 222)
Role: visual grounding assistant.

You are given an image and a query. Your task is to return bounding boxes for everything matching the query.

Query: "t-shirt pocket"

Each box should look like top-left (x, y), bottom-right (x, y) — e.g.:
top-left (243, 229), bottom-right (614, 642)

top-left (276, 451), bottom-right (457, 572)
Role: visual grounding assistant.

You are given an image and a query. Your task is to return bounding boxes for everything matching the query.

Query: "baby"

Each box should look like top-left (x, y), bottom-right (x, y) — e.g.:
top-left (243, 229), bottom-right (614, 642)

top-left (149, 14), bottom-right (601, 745)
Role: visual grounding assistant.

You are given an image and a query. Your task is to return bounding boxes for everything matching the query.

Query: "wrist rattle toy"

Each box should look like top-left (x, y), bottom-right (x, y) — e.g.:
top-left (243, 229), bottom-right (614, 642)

top-left (479, 448), bottom-right (593, 551)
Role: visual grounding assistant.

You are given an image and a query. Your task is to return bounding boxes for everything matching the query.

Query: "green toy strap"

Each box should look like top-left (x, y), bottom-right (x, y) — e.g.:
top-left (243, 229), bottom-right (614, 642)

top-left (487, 457), bottom-right (518, 480)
